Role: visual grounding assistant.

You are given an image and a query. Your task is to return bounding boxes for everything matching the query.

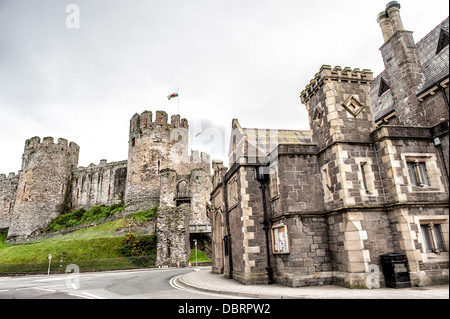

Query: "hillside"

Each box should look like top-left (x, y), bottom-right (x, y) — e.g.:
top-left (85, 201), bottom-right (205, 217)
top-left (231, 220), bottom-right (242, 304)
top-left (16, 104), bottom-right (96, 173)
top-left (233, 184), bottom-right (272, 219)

top-left (0, 205), bottom-right (158, 275)
top-left (0, 204), bottom-right (211, 275)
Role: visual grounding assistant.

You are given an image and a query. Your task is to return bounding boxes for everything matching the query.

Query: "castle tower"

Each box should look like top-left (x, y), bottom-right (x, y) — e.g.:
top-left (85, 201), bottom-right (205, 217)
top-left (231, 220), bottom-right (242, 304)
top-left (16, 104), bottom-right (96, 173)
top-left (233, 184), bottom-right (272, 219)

top-left (301, 66), bottom-right (380, 286)
top-left (124, 110), bottom-right (189, 212)
top-left (7, 137), bottom-right (79, 240)
top-left (301, 65), bottom-right (375, 153)
top-left (300, 64), bottom-right (377, 210)
top-left (376, 1), bottom-right (426, 126)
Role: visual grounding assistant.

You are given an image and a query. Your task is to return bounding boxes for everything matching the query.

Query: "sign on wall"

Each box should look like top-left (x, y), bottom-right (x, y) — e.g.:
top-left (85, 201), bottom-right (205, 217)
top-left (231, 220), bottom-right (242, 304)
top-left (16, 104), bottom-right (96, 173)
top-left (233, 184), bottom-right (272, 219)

top-left (272, 224), bottom-right (289, 254)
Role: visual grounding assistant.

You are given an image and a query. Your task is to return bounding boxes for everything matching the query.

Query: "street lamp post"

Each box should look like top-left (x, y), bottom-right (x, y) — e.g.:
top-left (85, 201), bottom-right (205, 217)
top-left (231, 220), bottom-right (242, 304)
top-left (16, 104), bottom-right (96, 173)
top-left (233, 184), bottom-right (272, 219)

top-left (47, 254), bottom-right (52, 275)
top-left (193, 239), bottom-right (198, 267)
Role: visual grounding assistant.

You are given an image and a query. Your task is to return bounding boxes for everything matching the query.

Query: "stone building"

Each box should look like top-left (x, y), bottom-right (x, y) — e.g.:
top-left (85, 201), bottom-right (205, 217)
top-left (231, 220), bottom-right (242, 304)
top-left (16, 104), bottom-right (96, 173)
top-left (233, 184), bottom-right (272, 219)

top-left (0, 111), bottom-right (212, 248)
top-left (210, 1), bottom-right (448, 288)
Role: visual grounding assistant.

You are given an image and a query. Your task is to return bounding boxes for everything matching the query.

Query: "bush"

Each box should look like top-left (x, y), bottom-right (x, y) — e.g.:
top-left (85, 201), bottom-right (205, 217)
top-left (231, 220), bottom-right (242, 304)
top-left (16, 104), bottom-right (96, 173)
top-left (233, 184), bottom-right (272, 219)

top-left (119, 232), bottom-right (157, 257)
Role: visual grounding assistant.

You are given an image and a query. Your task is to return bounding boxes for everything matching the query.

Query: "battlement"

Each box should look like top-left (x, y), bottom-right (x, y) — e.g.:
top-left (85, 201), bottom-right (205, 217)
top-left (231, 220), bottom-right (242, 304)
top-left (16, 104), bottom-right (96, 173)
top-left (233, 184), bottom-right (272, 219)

top-left (0, 172), bottom-right (19, 181)
top-left (129, 110), bottom-right (189, 133)
top-left (190, 150), bottom-right (211, 172)
top-left (24, 136), bottom-right (80, 155)
top-left (75, 159), bottom-right (127, 172)
top-left (190, 150), bottom-right (211, 165)
top-left (300, 65), bottom-right (373, 104)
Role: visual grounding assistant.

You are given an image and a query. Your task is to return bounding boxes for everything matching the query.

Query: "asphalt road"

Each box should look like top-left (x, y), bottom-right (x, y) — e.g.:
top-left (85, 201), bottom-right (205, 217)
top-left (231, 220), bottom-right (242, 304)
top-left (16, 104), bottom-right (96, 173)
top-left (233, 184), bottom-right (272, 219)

top-left (0, 267), bottom-right (233, 299)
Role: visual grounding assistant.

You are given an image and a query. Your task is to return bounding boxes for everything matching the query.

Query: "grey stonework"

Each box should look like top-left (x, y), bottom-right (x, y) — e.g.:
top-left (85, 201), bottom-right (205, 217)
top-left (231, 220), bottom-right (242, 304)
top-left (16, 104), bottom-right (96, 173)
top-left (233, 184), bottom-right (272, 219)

top-left (7, 137), bottom-right (80, 240)
top-left (71, 160), bottom-right (127, 211)
top-left (2, 111), bottom-right (212, 268)
top-left (156, 204), bottom-right (190, 267)
top-left (0, 173), bottom-right (19, 231)
top-left (210, 2), bottom-right (448, 288)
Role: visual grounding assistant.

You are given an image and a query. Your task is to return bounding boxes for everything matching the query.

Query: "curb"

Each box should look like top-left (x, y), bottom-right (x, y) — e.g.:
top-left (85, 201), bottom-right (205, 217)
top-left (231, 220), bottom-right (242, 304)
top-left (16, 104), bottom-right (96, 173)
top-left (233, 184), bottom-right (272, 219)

top-left (177, 273), bottom-right (296, 299)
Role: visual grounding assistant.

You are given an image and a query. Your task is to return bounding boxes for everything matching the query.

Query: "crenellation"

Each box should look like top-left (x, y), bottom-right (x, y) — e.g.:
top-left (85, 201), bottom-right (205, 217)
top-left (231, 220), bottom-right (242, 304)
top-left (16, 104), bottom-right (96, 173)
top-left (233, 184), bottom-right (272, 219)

top-left (171, 114), bottom-right (181, 128)
top-left (155, 110), bottom-right (168, 125)
top-left (130, 113), bottom-right (140, 133)
top-left (181, 118), bottom-right (188, 128)
top-left (4, 108), bottom-right (211, 245)
top-left (140, 110), bottom-right (152, 130)
top-left (211, 1), bottom-right (448, 288)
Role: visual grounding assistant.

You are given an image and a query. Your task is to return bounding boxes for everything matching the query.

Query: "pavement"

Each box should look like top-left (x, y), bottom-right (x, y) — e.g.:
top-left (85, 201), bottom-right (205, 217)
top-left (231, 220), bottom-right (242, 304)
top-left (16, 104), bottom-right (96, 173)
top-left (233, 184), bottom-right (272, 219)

top-left (178, 267), bottom-right (449, 299)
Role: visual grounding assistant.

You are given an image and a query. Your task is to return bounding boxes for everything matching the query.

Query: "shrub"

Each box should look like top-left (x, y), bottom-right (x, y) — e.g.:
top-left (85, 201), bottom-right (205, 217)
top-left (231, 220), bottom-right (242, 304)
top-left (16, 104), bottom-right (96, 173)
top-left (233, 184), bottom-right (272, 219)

top-left (119, 232), bottom-right (157, 257)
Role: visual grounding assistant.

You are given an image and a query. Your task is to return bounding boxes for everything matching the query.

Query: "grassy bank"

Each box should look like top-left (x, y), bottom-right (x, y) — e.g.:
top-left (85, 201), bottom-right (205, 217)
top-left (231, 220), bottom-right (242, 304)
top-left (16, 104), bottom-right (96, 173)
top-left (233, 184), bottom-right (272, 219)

top-left (188, 249), bottom-right (212, 263)
top-left (0, 206), bottom-right (158, 275)
top-left (0, 205), bottom-right (211, 275)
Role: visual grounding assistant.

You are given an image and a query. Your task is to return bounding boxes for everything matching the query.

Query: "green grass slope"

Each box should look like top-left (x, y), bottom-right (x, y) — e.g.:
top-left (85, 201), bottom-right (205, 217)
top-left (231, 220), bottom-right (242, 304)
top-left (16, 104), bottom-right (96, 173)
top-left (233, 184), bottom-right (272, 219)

top-left (0, 206), bottom-right (158, 274)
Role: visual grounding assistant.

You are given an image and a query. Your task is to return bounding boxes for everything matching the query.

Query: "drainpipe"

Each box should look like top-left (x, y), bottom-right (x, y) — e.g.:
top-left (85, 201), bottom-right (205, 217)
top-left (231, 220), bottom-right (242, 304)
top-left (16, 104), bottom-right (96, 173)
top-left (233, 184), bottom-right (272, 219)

top-left (434, 137), bottom-right (449, 184)
top-left (437, 83), bottom-right (449, 113)
top-left (223, 179), bottom-right (233, 279)
top-left (256, 166), bottom-right (273, 285)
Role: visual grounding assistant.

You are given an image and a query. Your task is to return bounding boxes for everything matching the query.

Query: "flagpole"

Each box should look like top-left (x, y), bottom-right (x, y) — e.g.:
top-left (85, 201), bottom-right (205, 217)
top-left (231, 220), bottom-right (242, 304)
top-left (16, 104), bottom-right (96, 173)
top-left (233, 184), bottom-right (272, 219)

top-left (177, 88), bottom-right (180, 114)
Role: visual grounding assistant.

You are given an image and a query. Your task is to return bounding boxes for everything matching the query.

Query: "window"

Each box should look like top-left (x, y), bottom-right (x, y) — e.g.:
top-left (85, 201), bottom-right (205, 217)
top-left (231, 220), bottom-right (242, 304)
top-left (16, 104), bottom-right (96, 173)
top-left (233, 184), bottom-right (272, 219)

top-left (360, 162), bottom-right (369, 193)
top-left (378, 77), bottom-right (390, 96)
top-left (407, 161), bottom-right (429, 187)
top-left (436, 27), bottom-right (449, 54)
top-left (421, 223), bottom-right (445, 254)
top-left (227, 176), bottom-right (238, 208)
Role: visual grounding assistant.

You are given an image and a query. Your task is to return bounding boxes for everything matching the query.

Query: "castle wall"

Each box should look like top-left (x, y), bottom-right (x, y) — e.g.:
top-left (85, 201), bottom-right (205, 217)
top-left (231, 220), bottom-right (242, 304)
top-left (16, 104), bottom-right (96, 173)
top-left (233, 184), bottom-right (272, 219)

top-left (155, 204), bottom-right (191, 267)
top-left (0, 173), bottom-right (19, 231)
top-left (210, 160), bottom-right (228, 274)
top-left (70, 160), bottom-right (127, 211)
top-left (7, 137), bottom-right (79, 240)
top-left (189, 168), bottom-right (212, 225)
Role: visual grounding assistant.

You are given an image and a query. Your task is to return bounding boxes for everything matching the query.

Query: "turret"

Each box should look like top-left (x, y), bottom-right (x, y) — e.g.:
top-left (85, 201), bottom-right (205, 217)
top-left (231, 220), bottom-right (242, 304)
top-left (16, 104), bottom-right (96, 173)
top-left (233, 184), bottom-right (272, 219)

top-left (7, 136), bottom-right (79, 241)
top-left (124, 110), bottom-right (190, 212)
top-left (300, 65), bottom-right (375, 151)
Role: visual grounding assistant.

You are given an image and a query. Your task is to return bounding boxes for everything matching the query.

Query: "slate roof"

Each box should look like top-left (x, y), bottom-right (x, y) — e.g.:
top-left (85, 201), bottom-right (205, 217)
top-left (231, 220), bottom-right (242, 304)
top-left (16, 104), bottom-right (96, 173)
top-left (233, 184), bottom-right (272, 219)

top-left (243, 127), bottom-right (312, 155)
top-left (416, 19), bottom-right (449, 94)
top-left (370, 17), bottom-right (449, 121)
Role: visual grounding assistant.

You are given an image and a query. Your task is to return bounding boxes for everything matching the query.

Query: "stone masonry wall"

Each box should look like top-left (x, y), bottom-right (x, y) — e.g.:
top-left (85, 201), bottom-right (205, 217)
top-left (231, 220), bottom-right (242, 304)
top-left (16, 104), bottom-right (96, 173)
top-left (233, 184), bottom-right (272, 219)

top-left (7, 137), bottom-right (79, 240)
top-left (372, 126), bottom-right (448, 204)
top-left (156, 204), bottom-right (190, 267)
top-left (189, 168), bottom-right (212, 225)
top-left (71, 160), bottom-right (127, 211)
top-left (272, 216), bottom-right (332, 287)
top-left (0, 173), bottom-right (18, 231)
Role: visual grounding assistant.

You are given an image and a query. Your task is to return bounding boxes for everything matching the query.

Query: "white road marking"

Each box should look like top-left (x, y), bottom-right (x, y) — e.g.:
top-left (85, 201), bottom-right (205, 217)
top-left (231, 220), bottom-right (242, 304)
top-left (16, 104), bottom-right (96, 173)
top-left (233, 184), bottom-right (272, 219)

top-left (169, 275), bottom-right (247, 299)
top-left (32, 287), bottom-right (56, 292)
top-left (82, 292), bottom-right (104, 299)
top-left (69, 293), bottom-right (94, 299)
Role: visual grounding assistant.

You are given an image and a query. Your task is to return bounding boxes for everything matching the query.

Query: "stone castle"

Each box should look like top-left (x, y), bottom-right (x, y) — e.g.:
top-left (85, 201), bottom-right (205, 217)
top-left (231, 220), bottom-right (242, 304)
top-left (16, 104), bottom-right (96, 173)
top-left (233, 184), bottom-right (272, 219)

top-left (0, 1), bottom-right (448, 287)
top-left (0, 111), bottom-right (212, 266)
top-left (210, 1), bottom-right (449, 288)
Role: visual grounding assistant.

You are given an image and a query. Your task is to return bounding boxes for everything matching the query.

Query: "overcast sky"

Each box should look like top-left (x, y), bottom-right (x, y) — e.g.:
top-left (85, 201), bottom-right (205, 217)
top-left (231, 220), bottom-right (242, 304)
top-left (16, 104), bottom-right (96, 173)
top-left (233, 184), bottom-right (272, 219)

top-left (0, 0), bottom-right (449, 174)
